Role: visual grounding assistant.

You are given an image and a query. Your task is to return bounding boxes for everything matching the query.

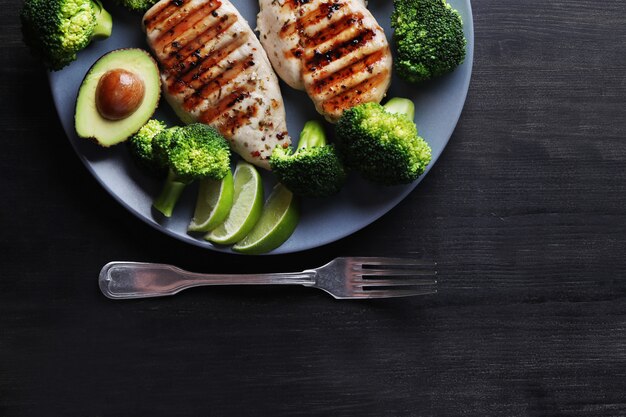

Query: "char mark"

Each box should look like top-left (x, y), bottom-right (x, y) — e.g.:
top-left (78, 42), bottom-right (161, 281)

top-left (304, 29), bottom-right (375, 73)
top-left (280, 1), bottom-right (346, 38)
top-left (144, 0), bottom-right (189, 32)
top-left (310, 49), bottom-right (384, 96)
top-left (198, 84), bottom-right (256, 126)
top-left (161, 13), bottom-right (239, 72)
top-left (302, 12), bottom-right (363, 48)
top-left (321, 70), bottom-right (388, 114)
top-left (180, 54), bottom-right (256, 111)
top-left (153, 1), bottom-right (223, 49)
top-left (166, 32), bottom-right (249, 94)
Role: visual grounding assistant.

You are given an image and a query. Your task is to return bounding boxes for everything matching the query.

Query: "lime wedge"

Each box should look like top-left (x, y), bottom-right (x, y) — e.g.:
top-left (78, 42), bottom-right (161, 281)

top-left (188, 170), bottom-right (234, 233)
top-left (206, 162), bottom-right (263, 245)
top-left (233, 183), bottom-right (299, 254)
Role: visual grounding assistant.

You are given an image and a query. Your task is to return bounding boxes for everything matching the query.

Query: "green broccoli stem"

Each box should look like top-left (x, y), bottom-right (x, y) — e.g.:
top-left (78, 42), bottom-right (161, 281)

top-left (153, 170), bottom-right (188, 217)
top-left (383, 97), bottom-right (416, 120)
top-left (91, 0), bottom-right (113, 40)
top-left (297, 120), bottom-right (326, 150)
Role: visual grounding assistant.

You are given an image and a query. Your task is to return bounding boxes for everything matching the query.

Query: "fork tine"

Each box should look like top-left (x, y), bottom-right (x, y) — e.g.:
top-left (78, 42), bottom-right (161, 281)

top-left (354, 269), bottom-right (438, 277)
top-left (350, 257), bottom-right (437, 268)
top-left (354, 278), bottom-right (437, 287)
top-left (353, 287), bottom-right (438, 299)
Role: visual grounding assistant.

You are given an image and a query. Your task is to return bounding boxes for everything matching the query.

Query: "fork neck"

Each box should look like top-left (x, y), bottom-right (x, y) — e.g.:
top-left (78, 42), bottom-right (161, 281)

top-left (185, 270), bottom-right (317, 286)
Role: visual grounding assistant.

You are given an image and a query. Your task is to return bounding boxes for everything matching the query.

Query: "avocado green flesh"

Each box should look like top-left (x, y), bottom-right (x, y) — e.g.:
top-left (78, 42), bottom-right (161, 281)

top-left (75, 49), bottom-right (161, 147)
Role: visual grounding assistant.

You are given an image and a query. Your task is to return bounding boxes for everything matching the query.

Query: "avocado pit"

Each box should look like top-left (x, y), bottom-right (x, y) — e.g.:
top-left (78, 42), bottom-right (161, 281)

top-left (96, 69), bottom-right (145, 120)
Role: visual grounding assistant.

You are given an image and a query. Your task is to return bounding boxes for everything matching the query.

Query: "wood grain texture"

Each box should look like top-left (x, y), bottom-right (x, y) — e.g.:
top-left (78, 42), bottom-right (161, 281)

top-left (2, 0), bottom-right (626, 416)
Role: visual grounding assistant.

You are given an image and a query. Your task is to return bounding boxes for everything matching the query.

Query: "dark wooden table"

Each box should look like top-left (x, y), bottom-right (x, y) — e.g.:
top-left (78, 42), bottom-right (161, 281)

top-left (2, 1), bottom-right (626, 415)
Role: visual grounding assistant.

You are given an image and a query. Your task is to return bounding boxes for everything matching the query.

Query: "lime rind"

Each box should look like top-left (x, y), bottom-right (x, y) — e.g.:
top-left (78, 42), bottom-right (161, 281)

top-left (233, 184), bottom-right (300, 255)
top-left (206, 162), bottom-right (263, 245)
top-left (188, 170), bottom-right (234, 232)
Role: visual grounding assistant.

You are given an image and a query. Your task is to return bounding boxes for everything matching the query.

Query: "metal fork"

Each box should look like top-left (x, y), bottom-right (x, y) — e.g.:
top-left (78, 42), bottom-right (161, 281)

top-left (99, 257), bottom-right (437, 300)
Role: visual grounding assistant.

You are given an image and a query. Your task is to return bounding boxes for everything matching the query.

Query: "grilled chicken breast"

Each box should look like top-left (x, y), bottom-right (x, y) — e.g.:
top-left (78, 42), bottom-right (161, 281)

top-left (143, 0), bottom-right (291, 169)
top-left (257, 0), bottom-right (392, 122)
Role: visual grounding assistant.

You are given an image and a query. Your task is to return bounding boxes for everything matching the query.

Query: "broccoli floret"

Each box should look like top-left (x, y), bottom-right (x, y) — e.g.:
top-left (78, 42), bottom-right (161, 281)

top-left (127, 119), bottom-right (167, 176)
top-left (115, 0), bottom-right (159, 12)
top-left (152, 123), bottom-right (231, 217)
top-left (391, 0), bottom-right (466, 83)
top-left (335, 97), bottom-right (432, 185)
top-left (20, 0), bottom-right (112, 70)
top-left (151, 126), bottom-right (181, 168)
top-left (270, 120), bottom-right (346, 198)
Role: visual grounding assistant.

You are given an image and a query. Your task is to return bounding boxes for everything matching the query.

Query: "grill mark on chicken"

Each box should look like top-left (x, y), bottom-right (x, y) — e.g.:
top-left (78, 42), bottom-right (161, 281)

top-left (304, 28), bottom-right (375, 72)
top-left (198, 84), bottom-right (256, 124)
top-left (153, 0), bottom-right (223, 50)
top-left (181, 55), bottom-right (257, 110)
top-left (320, 70), bottom-right (388, 113)
top-left (155, 0), bottom-right (221, 38)
top-left (280, 2), bottom-right (345, 38)
top-left (143, 0), bottom-right (188, 32)
top-left (278, 2), bottom-right (377, 75)
top-left (310, 49), bottom-right (384, 95)
top-left (161, 13), bottom-right (238, 70)
top-left (147, 1), bottom-right (209, 37)
top-left (301, 12), bottom-right (363, 48)
top-left (166, 32), bottom-right (250, 94)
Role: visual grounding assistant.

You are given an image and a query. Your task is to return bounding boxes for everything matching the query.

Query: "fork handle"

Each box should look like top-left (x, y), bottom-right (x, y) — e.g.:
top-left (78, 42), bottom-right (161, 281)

top-left (99, 262), bottom-right (316, 299)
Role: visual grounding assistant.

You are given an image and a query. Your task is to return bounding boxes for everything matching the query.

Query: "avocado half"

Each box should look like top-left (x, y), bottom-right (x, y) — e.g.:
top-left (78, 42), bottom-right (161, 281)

top-left (75, 48), bottom-right (161, 146)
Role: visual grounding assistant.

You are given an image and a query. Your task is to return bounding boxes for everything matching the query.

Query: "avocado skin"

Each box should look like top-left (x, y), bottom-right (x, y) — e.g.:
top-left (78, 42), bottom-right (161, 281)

top-left (75, 48), bottom-right (161, 147)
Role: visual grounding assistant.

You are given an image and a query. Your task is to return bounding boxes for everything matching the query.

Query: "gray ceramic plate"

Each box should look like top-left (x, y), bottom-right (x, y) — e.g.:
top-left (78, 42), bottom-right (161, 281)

top-left (49, 0), bottom-right (474, 254)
